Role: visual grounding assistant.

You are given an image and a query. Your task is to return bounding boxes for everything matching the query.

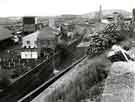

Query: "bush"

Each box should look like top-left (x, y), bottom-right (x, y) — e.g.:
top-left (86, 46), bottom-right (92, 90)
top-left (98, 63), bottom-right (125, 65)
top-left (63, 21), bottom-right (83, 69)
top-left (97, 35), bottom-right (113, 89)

top-left (48, 61), bottom-right (109, 102)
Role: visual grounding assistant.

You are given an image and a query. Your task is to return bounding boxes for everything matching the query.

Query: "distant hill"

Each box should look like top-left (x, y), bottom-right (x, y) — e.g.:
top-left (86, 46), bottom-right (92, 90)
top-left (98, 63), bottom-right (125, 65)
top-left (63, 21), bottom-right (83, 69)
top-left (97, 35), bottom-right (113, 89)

top-left (0, 9), bottom-right (132, 25)
top-left (81, 9), bottom-right (132, 19)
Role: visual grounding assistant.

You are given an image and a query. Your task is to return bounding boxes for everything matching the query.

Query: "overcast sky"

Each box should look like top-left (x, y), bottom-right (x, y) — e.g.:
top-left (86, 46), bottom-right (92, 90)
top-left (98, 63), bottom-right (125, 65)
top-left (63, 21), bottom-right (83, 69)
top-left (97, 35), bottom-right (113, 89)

top-left (0, 0), bottom-right (134, 17)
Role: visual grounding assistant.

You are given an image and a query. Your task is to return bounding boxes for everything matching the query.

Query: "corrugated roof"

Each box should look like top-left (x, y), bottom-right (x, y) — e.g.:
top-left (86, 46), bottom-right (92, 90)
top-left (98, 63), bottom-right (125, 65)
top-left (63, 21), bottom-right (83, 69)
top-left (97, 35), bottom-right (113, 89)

top-left (38, 27), bottom-right (59, 40)
top-left (0, 27), bottom-right (13, 41)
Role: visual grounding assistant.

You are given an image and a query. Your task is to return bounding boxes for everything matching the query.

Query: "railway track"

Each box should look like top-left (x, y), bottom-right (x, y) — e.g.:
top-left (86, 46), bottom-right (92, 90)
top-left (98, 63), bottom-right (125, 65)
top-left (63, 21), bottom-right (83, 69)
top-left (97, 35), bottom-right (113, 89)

top-left (18, 55), bottom-right (87, 102)
top-left (17, 22), bottom-right (132, 102)
top-left (0, 37), bottom-right (85, 102)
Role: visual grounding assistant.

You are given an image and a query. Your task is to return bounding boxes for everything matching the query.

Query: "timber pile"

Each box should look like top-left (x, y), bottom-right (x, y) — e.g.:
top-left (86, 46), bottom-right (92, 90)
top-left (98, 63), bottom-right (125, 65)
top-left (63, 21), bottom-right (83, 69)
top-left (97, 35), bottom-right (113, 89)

top-left (87, 23), bottom-right (131, 57)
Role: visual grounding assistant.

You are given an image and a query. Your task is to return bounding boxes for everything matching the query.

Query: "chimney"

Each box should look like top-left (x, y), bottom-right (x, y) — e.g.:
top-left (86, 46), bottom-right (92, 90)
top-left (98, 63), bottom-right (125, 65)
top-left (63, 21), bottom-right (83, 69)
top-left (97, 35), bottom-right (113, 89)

top-left (49, 17), bottom-right (55, 29)
top-left (99, 4), bottom-right (102, 22)
top-left (132, 8), bottom-right (135, 23)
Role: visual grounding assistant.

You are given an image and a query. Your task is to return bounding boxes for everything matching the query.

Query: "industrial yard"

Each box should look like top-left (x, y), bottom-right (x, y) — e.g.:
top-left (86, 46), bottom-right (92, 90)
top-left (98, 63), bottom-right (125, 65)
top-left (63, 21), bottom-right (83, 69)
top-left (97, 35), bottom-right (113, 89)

top-left (0, 2), bottom-right (134, 102)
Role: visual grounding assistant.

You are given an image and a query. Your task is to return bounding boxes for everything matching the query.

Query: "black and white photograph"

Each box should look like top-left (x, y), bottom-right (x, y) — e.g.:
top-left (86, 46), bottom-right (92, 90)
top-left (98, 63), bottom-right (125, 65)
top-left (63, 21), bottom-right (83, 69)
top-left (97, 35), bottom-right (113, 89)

top-left (0, 0), bottom-right (134, 102)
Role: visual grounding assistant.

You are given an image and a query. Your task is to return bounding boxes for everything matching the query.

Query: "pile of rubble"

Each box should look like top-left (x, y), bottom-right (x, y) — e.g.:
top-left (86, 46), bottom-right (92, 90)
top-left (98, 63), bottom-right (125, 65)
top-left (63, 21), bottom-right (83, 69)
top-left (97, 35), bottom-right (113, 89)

top-left (87, 23), bottom-right (131, 57)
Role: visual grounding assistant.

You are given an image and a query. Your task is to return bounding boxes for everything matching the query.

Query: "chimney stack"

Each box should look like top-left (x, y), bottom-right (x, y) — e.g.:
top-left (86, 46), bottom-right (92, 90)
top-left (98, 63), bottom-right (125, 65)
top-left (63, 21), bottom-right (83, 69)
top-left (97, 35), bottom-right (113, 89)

top-left (132, 8), bottom-right (135, 22)
top-left (49, 17), bottom-right (55, 29)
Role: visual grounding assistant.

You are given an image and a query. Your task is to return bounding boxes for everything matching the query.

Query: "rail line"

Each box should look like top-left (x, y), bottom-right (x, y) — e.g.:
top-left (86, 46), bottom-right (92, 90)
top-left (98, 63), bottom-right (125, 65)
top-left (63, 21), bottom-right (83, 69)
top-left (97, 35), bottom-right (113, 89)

top-left (0, 37), bottom-right (84, 102)
top-left (18, 55), bottom-right (87, 102)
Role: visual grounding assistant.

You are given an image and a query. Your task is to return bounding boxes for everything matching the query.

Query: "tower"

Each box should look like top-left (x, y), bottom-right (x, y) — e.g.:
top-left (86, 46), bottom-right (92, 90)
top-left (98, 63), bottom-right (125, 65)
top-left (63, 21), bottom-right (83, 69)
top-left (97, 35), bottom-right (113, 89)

top-left (98, 4), bottom-right (102, 22)
top-left (49, 17), bottom-right (56, 29)
top-left (132, 8), bottom-right (135, 23)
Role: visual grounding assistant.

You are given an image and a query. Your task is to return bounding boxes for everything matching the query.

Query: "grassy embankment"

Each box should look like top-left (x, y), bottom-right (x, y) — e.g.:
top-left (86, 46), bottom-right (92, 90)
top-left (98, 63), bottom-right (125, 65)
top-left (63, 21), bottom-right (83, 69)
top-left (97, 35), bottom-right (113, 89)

top-left (32, 52), bottom-right (110, 102)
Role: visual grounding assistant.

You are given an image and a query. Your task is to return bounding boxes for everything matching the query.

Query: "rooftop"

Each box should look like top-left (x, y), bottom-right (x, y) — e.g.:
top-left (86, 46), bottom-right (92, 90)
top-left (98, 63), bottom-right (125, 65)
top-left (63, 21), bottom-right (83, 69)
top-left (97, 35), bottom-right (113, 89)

top-left (0, 27), bottom-right (13, 41)
top-left (38, 27), bottom-right (59, 40)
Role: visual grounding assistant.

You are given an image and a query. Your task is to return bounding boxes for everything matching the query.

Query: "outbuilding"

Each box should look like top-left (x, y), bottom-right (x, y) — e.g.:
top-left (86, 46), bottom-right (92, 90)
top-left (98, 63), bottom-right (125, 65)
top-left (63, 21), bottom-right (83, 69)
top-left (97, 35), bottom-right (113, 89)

top-left (38, 27), bottom-right (59, 50)
top-left (0, 27), bottom-right (13, 50)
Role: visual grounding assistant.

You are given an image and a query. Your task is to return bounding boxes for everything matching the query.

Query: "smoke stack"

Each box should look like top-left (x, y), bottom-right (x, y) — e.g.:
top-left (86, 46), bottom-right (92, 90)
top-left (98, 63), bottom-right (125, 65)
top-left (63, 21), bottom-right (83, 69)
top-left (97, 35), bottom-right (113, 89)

top-left (133, 8), bottom-right (135, 22)
top-left (99, 4), bottom-right (102, 22)
top-left (49, 17), bottom-right (55, 29)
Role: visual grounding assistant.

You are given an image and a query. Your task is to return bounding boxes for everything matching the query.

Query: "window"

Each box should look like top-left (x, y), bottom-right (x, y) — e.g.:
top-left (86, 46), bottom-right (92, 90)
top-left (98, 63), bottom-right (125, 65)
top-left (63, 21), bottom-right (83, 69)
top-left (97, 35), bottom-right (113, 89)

top-left (27, 40), bottom-right (30, 44)
top-left (34, 40), bottom-right (37, 44)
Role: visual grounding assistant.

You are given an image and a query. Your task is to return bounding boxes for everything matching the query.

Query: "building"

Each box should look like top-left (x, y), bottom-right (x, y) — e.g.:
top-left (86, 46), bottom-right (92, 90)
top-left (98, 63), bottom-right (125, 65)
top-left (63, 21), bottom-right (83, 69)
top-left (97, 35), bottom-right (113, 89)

top-left (0, 27), bottom-right (13, 50)
top-left (124, 16), bottom-right (132, 24)
top-left (22, 31), bottom-right (40, 48)
top-left (132, 8), bottom-right (135, 22)
top-left (38, 27), bottom-right (59, 50)
top-left (22, 16), bottom-right (37, 34)
top-left (21, 25), bottom-right (60, 59)
top-left (101, 19), bottom-right (110, 24)
top-left (98, 4), bottom-right (102, 22)
top-left (21, 31), bottom-right (40, 59)
top-left (113, 12), bottom-right (124, 24)
top-left (49, 17), bottom-right (56, 29)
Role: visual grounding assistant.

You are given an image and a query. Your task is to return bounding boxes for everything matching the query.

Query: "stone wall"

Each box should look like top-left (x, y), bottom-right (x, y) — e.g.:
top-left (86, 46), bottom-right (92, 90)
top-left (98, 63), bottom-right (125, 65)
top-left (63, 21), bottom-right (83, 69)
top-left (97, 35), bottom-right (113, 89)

top-left (101, 62), bottom-right (135, 102)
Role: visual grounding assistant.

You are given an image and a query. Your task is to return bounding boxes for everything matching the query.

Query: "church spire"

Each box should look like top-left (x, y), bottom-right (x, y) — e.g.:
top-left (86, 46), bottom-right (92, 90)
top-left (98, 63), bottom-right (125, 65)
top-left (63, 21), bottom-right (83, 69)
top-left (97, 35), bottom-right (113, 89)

top-left (98, 4), bottom-right (102, 22)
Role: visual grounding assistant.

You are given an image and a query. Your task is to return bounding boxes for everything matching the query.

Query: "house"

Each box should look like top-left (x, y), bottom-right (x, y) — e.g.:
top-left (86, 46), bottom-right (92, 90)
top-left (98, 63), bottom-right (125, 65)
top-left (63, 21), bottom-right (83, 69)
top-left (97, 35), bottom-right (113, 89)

top-left (22, 31), bottom-right (40, 48)
top-left (21, 31), bottom-right (40, 59)
top-left (38, 27), bottom-right (59, 50)
top-left (0, 27), bottom-right (13, 49)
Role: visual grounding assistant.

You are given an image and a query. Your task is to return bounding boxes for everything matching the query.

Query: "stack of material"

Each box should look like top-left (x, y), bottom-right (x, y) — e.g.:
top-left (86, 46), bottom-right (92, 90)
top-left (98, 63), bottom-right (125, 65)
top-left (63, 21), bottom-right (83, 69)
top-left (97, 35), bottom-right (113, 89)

top-left (87, 23), bottom-right (131, 57)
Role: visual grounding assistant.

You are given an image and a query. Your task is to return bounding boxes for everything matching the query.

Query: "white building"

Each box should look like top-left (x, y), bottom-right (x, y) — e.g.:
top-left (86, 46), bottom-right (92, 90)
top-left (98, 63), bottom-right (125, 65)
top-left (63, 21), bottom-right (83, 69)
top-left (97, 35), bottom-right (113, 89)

top-left (21, 31), bottom-right (40, 59)
top-left (22, 31), bottom-right (40, 48)
top-left (101, 19), bottom-right (110, 24)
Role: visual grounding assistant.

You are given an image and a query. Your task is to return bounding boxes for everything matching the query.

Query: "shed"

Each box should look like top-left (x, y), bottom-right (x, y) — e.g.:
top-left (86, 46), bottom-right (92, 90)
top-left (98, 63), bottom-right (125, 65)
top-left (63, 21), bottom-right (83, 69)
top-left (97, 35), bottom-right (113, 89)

top-left (22, 31), bottom-right (40, 48)
top-left (0, 27), bottom-right (13, 41)
top-left (0, 27), bottom-right (13, 49)
top-left (38, 27), bottom-right (59, 49)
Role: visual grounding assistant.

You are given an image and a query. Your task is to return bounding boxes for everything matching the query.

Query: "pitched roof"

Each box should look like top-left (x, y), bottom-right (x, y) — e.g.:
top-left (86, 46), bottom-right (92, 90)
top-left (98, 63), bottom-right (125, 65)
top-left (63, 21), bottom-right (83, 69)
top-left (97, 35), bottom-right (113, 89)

top-left (0, 27), bottom-right (13, 41)
top-left (38, 27), bottom-right (59, 40)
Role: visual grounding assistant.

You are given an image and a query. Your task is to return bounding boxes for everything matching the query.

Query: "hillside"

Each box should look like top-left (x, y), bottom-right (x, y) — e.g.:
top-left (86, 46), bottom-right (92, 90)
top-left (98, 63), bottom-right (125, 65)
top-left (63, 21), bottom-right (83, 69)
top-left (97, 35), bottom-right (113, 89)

top-left (82, 9), bottom-right (132, 18)
top-left (0, 9), bottom-right (132, 26)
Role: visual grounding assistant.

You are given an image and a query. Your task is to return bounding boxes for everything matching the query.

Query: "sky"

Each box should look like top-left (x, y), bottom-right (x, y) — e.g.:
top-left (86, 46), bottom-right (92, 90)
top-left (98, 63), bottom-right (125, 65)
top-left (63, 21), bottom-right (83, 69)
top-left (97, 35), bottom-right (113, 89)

top-left (0, 0), bottom-right (134, 17)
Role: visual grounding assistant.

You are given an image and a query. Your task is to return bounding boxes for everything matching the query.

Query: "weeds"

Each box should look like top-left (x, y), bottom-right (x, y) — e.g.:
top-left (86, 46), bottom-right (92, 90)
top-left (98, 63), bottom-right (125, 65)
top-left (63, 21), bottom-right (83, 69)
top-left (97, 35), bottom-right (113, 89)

top-left (43, 58), bottom-right (109, 102)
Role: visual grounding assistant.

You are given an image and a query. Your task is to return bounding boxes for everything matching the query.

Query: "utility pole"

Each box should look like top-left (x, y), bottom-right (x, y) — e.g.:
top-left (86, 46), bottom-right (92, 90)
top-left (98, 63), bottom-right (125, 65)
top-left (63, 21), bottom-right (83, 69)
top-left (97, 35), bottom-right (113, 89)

top-left (52, 48), bottom-right (59, 74)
